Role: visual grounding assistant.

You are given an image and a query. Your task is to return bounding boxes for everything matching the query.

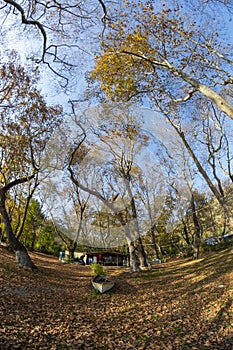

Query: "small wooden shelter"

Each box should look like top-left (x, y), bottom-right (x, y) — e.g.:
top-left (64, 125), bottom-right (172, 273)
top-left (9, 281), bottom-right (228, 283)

top-left (68, 250), bottom-right (128, 266)
top-left (85, 251), bottom-right (128, 266)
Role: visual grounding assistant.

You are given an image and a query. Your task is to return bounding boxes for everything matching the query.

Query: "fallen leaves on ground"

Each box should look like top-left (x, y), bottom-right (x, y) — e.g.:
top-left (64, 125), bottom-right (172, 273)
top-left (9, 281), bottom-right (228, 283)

top-left (0, 246), bottom-right (232, 349)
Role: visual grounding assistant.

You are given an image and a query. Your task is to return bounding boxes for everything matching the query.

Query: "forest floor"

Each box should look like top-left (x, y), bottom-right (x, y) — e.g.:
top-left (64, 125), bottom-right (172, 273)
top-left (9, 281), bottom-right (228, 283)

top-left (0, 245), bottom-right (232, 350)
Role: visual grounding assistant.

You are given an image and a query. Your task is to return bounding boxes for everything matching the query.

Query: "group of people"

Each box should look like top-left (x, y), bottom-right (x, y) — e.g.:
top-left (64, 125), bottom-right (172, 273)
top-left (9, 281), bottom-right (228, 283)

top-left (58, 251), bottom-right (128, 266)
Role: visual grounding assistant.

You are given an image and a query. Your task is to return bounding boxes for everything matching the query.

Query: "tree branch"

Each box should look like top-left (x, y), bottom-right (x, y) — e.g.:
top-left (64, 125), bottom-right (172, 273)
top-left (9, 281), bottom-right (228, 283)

top-left (2, 173), bottom-right (35, 194)
top-left (4, 0), bottom-right (47, 61)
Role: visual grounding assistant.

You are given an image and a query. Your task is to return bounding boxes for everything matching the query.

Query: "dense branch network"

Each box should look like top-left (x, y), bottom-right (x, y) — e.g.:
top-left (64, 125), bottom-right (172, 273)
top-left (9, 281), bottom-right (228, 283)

top-left (2, 0), bottom-right (108, 87)
top-left (3, 0), bottom-right (47, 60)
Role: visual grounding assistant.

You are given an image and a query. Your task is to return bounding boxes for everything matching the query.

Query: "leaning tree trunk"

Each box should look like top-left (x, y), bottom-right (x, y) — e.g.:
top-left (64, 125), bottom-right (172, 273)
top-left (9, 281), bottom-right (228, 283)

top-left (160, 114), bottom-right (233, 225)
top-left (0, 193), bottom-right (36, 270)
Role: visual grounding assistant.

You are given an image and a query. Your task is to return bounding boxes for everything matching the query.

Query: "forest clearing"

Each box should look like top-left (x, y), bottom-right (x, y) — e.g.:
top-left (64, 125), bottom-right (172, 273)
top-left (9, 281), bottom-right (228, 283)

top-left (0, 245), bottom-right (232, 350)
top-left (1, 2), bottom-right (233, 349)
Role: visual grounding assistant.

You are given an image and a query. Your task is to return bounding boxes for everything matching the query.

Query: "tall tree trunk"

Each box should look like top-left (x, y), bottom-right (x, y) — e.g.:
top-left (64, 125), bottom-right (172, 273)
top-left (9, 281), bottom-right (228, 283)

top-left (30, 226), bottom-right (37, 251)
top-left (182, 219), bottom-right (191, 246)
top-left (171, 124), bottom-right (232, 222)
top-left (68, 163), bottom-right (143, 272)
top-left (136, 236), bottom-right (149, 269)
top-left (155, 108), bottom-right (233, 225)
top-left (123, 175), bottom-right (149, 268)
top-left (0, 226), bottom-right (3, 244)
top-left (126, 237), bottom-right (140, 272)
top-left (68, 241), bottom-right (77, 260)
top-left (16, 181), bottom-right (38, 240)
top-left (191, 194), bottom-right (201, 260)
top-left (145, 186), bottom-right (161, 260)
top-left (149, 223), bottom-right (161, 259)
top-left (0, 191), bottom-right (36, 269)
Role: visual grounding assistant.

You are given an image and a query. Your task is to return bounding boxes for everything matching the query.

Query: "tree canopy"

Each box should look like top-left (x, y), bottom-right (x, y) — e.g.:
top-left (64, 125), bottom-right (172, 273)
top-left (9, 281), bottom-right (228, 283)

top-left (1, 0), bottom-right (233, 268)
top-left (90, 1), bottom-right (233, 119)
top-left (0, 56), bottom-right (62, 268)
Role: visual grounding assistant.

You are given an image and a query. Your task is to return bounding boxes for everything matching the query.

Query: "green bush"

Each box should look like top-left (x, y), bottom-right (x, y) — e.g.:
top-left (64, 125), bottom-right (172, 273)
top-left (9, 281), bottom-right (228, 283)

top-left (90, 263), bottom-right (106, 275)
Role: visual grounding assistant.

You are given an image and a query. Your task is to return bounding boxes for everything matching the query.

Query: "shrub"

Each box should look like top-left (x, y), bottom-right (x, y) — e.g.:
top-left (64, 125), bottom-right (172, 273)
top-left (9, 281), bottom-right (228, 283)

top-left (90, 263), bottom-right (106, 275)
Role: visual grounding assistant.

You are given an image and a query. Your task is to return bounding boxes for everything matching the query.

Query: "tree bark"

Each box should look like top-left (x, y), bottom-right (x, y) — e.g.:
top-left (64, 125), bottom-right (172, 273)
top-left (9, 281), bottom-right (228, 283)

top-left (149, 223), bottom-right (161, 259)
top-left (172, 64), bottom-right (233, 121)
top-left (126, 237), bottom-right (140, 272)
top-left (190, 194), bottom-right (201, 260)
top-left (123, 175), bottom-right (149, 268)
top-left (121, 51), bottom-right (233, 120)
top-left (136, 236), bottom-right (149, 269)
top-left (68, 241), bottom-right (77, 260)
top-left (16, 181), bottom-right (38, 240)
top-left (0, 190), bottom-right (36, 269)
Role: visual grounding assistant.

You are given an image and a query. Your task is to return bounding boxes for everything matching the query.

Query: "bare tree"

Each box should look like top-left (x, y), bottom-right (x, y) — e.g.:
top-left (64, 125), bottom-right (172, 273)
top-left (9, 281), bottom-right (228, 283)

top-left (1, 0), bottom-right (108, 88)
